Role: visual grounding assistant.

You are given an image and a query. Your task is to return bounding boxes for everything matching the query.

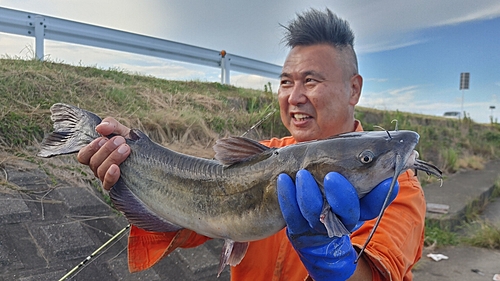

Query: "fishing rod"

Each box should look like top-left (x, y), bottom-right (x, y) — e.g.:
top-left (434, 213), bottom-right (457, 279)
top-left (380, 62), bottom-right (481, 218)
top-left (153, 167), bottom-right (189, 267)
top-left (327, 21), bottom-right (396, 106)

top-left (240, 108), bottom-right (277, 137)
top-left (58, 224), bottom-right (130, 281)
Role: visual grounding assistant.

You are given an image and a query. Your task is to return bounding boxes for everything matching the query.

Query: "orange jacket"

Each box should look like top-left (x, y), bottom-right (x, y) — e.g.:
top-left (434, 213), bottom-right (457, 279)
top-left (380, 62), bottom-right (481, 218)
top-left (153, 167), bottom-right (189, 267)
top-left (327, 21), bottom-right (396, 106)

top-left (127, 122), bottom-right (426, 280)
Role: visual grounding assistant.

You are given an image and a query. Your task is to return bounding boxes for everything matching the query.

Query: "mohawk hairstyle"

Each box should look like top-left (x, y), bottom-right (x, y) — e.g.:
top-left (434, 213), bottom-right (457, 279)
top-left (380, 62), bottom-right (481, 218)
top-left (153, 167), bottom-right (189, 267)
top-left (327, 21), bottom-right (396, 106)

top-left (281, 8), bottom-right (354, 48)
top-left (281, 8), bottom-right (358, 74)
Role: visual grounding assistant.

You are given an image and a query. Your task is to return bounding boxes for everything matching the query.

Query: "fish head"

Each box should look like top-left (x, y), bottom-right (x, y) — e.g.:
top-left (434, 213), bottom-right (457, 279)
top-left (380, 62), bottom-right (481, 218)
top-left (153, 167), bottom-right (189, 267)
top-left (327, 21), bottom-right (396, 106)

top-left (302, 130), bottom-right (421, 197)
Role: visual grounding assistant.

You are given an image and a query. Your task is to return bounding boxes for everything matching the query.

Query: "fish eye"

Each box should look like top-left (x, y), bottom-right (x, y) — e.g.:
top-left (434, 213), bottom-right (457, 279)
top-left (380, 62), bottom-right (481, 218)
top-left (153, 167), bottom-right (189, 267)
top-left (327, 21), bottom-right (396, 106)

top-left (358, 151), bottom-right (375, 164)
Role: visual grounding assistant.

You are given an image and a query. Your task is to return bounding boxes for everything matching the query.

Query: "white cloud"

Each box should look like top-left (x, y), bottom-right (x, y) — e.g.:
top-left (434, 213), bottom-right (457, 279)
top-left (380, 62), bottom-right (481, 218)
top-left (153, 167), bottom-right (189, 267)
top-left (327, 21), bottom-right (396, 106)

top-left (435, 3), bottom-right (500, 26)
top-left (356, 39), bottom-right (427, 55)
top-left (230, 73), bottom-right (280, 91)
top-left (359, 86), bottom-right (496, 123)
top-left (0, 33), bottom-right (34, 59)
top-left (359, 85), bottom-right (419, 110)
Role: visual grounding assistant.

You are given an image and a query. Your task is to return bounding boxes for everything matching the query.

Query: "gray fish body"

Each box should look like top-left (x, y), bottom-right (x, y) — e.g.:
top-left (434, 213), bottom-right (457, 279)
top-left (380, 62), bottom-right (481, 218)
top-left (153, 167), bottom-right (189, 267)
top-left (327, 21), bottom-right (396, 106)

top-left (38, 103), bottom-right (440, 244)
top-left (116, 132), bottom-right (285, 241)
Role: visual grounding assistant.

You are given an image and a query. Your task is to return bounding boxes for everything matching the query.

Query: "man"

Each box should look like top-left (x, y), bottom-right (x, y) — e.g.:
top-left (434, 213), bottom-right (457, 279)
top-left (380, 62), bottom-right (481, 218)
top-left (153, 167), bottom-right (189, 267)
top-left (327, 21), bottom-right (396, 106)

top-left (78, 8), bottom-right (425, 280)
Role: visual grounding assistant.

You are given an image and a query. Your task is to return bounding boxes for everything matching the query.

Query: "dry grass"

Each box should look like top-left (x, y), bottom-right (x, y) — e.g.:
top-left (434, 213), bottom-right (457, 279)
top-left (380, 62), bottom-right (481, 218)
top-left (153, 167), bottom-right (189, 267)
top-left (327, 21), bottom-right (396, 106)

top-left (0, 58), bottom-right (285, 150)
top-left (457, 155), bottom-right (486, 170)
top-left (462, 221), bottom-right (500, 249)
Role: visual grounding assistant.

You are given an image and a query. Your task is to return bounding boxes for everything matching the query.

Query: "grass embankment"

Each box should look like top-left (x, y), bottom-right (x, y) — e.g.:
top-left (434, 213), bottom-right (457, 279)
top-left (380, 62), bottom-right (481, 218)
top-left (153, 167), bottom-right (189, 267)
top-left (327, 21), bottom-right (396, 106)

top-left (1, 58), bottom-right (500, 248)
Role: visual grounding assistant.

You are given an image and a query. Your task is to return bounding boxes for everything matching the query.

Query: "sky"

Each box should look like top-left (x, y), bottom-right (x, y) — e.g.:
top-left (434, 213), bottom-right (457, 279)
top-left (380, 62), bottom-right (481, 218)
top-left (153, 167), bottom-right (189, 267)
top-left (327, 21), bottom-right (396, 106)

top-left (1, 0), bottom-right (499, 123)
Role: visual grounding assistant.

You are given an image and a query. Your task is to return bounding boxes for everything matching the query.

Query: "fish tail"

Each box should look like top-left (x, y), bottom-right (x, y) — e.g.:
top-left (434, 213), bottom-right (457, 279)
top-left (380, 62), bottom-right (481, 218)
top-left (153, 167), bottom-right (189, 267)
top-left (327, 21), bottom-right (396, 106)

top-left (38, 103), bottom-right (102, 158)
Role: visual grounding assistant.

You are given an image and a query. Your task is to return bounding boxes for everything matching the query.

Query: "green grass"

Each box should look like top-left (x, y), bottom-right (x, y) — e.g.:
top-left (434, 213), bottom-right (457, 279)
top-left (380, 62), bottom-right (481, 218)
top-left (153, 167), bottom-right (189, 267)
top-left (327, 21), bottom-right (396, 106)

top-left (425, 222), bottom-right (460, 247)
top-left (462, 221), bottom-right (500, 249)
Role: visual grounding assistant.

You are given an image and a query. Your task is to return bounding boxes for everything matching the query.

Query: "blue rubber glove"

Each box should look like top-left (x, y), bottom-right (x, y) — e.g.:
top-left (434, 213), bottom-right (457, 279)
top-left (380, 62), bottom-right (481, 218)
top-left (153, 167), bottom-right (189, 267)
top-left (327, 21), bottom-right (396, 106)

top-left (277, 170), bottom-right (399, 281)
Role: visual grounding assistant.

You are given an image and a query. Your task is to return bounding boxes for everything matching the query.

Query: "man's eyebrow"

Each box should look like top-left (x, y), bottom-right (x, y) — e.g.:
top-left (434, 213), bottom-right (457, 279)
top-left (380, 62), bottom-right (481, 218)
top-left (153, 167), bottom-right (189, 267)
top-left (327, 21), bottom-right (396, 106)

top-left (303, 70), bottom-right (326, 80)
top-left (278, 71), bottom-right (326, 80)
top-left (279, 73), bottom-right (292, 79)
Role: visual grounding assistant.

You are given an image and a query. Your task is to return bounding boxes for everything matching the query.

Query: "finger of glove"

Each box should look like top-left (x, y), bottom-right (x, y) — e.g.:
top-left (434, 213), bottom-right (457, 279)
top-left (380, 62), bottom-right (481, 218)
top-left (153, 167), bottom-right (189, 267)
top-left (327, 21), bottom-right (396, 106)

top-left (277, 173), bottom-right (313, 235)
top-left (295, 170), bottom-right (326, 233)
top-left (359, 178), bottom-right (400, 221)
top-left (324, 172), bottom-right (360, 231)
top-left (299, 235), bottom-right (357, 281)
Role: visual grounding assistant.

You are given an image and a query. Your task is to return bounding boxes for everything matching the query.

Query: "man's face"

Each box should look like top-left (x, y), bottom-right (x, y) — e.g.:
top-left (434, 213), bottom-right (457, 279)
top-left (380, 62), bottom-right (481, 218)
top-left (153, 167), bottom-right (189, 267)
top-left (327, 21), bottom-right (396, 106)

top-left (278, 44), bottom-right (362, 142)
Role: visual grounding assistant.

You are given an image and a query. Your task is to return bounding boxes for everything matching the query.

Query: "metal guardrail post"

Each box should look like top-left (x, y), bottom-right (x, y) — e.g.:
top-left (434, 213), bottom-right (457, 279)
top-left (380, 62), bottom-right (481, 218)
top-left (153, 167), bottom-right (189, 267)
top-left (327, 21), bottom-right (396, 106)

top-left (220, 50), bottom-right (231, 84)
top-left (34, 15), bottom-right (45, 60)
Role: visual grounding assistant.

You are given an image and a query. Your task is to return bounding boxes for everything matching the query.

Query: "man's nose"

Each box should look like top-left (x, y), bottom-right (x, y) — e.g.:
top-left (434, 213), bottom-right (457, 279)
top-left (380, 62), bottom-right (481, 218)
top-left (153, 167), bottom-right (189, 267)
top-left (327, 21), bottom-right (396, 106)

top-left (288, 84), bottom-right (307, 105)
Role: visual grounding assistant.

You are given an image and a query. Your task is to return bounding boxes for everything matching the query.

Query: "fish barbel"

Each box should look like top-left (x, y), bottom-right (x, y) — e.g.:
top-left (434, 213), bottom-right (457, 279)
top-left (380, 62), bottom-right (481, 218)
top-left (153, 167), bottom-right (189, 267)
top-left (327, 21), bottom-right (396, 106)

top-left (38, 103), bottom-right (441, 274)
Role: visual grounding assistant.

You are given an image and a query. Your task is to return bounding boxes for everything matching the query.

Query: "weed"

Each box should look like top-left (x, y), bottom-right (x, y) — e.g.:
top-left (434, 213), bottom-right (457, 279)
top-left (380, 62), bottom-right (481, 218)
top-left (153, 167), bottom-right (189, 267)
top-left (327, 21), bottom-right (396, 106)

top-left (443, 148), bottom-right (458, 173)
top-left (424, 221), bottom-right (459, 246)
top-left (491, 179), bottom-right (500, 198)
top-left (462, 221), bottom-right (500, 249)
top-left (264, 82), bottom-right (273, 95)
top-left (485, 131), bottom-right (500, 143)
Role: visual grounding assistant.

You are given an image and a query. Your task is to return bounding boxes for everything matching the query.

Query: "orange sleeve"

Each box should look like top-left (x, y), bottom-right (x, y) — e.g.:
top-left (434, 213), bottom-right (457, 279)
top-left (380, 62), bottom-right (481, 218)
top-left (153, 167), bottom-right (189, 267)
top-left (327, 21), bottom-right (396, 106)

top-left (127, 225), bottom-right (211, 272)
top-left (351, 169), bottom-right (426, 280)
top-left (260, 136), bottom-right (297, 147)
top-left (230, 228), bottom-right (308, 281)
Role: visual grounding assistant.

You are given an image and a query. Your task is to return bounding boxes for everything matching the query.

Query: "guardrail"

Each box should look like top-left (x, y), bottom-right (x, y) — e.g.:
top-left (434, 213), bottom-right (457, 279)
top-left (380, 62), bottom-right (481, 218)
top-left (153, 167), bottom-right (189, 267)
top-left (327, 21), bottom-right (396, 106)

top-left (0, 6), bottom-right (282, 84)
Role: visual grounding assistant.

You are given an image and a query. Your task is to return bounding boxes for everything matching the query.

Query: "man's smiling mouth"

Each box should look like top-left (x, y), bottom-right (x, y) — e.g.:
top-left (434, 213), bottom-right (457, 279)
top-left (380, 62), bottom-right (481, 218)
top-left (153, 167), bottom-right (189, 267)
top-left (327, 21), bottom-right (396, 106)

top-left (293, 113), bottom-right (311, 121)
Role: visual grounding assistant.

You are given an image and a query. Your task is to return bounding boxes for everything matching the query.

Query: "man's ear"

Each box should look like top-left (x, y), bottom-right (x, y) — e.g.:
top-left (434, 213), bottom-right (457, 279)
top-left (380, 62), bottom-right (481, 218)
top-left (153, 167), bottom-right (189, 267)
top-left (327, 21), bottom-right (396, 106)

top-left (349, 74), bottom-right (362, 105)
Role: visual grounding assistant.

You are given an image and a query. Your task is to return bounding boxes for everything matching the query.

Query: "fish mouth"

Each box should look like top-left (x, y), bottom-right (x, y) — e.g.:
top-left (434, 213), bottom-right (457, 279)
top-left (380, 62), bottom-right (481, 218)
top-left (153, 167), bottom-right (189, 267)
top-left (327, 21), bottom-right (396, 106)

top-left (414, 159), bottom-right (442, 178)
top-left (407, 150), bottom-right (443, 179)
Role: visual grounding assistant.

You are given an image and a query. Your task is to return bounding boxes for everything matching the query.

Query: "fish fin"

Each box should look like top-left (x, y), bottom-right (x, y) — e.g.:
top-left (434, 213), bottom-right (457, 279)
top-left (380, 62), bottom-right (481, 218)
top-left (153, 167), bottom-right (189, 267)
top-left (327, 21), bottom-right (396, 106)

top-left (128, 226), bottom-right (194, 272)
top-left (320, 202), bottom-right (351, 237)
top-left (228, 241), bottom-right (249, 266)
top-left (213, 136), bottom-right (273, 165)
top-left (110, 178), bottom-right (183, 232)
top-left (38, 103), bottom-right (102, 158)
top-left (218, 239), bottom-right (249, 277)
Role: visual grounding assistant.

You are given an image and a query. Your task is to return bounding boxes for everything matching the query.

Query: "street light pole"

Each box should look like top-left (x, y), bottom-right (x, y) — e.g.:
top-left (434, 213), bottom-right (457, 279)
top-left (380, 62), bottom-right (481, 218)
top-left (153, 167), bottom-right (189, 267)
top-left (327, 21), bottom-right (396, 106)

top-left (459, 73), bottom-right (470, 119)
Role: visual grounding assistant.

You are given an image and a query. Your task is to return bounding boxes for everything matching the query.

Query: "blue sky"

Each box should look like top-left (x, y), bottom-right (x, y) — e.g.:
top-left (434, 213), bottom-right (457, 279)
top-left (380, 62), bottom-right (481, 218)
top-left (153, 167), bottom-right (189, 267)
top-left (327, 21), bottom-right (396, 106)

top-left (1, 0), bottom-right (499, 123)
top-left (359, 17), bottom-right (500, 121)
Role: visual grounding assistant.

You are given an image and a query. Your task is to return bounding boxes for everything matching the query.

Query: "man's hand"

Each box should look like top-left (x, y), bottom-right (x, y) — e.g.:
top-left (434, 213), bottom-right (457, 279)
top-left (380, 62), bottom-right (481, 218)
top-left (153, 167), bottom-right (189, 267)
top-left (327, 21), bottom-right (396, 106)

top-left (77, 117), bottom-right (131, 190)
top-left (277, 170), bottom-right (399, 281)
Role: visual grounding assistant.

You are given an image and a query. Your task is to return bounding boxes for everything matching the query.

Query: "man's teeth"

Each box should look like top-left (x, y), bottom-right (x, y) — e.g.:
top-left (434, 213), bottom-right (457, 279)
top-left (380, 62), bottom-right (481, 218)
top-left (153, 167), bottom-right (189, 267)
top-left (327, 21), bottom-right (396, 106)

top-left (294, 114), bottom-right (309, 121)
